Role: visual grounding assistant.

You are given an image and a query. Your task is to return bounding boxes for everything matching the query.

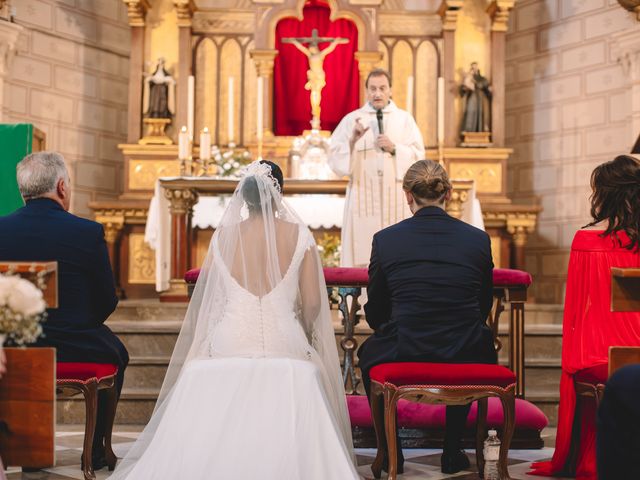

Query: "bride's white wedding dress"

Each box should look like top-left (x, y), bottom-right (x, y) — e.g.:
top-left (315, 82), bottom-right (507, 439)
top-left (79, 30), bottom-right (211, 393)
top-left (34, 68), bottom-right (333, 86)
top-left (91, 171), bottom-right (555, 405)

top-left (109, 162), bottom-right (359, 480)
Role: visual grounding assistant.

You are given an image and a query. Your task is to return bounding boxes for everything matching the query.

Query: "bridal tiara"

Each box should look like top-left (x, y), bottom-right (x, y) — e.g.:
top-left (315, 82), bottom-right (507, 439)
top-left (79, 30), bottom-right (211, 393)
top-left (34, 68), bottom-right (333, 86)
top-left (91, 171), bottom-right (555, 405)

top-left (242, 160), bottom-right (282, 193)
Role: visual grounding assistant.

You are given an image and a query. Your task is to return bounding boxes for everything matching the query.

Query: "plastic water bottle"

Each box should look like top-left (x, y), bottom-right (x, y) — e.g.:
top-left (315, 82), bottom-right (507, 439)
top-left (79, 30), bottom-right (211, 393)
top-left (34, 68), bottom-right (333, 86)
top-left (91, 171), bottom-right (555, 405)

top-left (483, 429), bottom-right (501, 479)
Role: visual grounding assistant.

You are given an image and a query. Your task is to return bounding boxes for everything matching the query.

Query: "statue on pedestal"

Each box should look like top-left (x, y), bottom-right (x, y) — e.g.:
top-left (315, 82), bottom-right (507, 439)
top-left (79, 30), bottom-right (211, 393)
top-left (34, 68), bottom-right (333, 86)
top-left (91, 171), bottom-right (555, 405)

top-left (459, 62), bottom-right (492, 146)
top-left (140, 58), bottom-right (176, 145)
top-left (282, 29), bottom-right (348, 130)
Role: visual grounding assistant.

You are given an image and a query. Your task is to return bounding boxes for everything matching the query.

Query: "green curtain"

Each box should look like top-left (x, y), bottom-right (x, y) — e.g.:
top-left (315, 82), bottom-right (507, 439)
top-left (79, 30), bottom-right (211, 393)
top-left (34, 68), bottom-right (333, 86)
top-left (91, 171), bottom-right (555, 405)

top-left (0, 123), bottom-right (34, 216)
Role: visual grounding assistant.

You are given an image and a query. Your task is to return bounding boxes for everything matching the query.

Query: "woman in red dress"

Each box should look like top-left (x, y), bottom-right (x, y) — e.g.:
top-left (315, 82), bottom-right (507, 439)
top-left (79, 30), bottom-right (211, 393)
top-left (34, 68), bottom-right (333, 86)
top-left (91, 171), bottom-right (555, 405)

top-left (530, 155), bottom-right (640, 479)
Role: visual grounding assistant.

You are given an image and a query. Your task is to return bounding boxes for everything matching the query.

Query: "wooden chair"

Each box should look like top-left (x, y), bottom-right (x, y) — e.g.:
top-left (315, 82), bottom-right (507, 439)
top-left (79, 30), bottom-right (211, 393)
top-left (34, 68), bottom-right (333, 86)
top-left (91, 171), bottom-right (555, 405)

top-left (368, 271), bottom-right (531, 480)
top-left (56, 363), bottom-right (119, 480)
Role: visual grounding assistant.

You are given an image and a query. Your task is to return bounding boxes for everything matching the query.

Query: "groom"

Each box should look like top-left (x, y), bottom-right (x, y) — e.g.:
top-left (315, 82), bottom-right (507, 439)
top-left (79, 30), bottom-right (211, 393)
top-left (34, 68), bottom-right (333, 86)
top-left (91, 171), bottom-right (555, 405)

top-left (358, 159), bottom-right (496, 474)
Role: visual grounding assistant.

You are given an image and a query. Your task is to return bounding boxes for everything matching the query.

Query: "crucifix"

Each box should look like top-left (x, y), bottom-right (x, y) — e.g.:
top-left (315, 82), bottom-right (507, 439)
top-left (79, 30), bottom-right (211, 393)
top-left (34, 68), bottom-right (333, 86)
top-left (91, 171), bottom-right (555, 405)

top-left (282, 28), bottom-right (349, 130)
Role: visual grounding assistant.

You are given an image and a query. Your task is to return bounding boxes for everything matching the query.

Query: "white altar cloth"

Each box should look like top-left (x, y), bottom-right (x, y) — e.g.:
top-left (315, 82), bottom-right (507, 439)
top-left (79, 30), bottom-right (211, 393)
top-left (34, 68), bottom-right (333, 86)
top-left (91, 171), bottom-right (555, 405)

top-left (144, 177), bottom-right (484, 292)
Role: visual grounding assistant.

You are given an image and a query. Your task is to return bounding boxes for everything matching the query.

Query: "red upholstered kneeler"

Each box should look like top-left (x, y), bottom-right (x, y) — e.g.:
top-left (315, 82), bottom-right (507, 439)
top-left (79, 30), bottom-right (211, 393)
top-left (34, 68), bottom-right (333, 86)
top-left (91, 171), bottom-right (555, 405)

top-left (57, 363), bottom-right (119, 480)
top-left (368, 363), bottom-right (517, 480)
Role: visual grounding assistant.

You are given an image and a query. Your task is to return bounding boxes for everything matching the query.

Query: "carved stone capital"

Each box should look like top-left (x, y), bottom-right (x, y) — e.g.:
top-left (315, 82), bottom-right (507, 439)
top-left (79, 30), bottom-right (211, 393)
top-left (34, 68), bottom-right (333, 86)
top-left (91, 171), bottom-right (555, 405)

top-left (487, 1), bottom-right (515, 32)
top-left (250, 49), bottom-right (278, 77)
top-left (618, 0), bottom-right (640, 20)
top-left (122, 0), bottom-right (150, 27)
top-left (354, 50), bottom-right (383, 75)
top-left (174, 0), bottom-right (196, 27)
top-left (438, 0), bottom-right (464, 31)
top-left (0, 18), bottom-right (22, 77)
top-left (506, 215), bottom-right (537, 247)
top-left (446, 190), bottom-right (469, 219)
top-left (95, 214), bottom-right (125, 244)
top-left (164, 188), bottom-right (199, 215)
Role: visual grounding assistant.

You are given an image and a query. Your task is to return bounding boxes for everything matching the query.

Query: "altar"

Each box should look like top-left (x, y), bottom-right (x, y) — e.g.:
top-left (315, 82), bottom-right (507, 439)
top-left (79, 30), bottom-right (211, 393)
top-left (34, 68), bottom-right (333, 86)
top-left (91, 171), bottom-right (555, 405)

top-left (88, 0), bottom-right (540, 301)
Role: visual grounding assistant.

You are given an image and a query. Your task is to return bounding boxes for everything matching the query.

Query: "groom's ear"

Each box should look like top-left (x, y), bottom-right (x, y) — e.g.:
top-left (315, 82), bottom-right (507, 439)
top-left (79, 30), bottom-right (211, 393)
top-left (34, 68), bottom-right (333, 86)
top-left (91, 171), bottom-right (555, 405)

top-left (404, 190), bottom-right (414, 206)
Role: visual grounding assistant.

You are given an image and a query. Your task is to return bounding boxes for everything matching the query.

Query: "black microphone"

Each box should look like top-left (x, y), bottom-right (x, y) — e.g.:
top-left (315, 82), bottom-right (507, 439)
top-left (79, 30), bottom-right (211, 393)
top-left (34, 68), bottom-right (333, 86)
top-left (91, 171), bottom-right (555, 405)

top-left (376, 109), bottom-right (384, 135)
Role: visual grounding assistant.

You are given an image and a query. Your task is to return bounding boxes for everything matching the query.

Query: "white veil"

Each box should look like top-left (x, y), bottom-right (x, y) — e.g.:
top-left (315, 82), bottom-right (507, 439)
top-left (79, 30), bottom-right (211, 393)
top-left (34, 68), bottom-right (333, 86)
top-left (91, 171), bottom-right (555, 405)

top-left (110, 161), bottom-right (354, 477)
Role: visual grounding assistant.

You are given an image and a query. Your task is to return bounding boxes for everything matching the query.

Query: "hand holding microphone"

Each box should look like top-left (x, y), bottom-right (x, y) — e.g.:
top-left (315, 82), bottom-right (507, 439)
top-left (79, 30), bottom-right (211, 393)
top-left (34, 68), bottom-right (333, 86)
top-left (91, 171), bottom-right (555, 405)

top-left (375, 109), bottom-right (395, 154)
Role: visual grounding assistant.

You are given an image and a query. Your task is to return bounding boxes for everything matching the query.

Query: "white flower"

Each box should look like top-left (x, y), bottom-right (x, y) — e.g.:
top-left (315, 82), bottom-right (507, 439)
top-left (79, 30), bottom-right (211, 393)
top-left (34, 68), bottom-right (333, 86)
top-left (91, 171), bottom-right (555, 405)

top-left (4, 276), bottom-right (46, 317)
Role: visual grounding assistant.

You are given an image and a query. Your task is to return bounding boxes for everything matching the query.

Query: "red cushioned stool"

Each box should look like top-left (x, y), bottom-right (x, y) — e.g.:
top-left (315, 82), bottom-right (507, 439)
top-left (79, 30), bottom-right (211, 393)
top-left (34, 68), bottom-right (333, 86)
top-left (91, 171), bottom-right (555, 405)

top-left (574, 363), bottom-right (608, 406)
top-left (369, 362), bottom-right (517, 480)
top-left (57, 363), bottom-right (119, 480)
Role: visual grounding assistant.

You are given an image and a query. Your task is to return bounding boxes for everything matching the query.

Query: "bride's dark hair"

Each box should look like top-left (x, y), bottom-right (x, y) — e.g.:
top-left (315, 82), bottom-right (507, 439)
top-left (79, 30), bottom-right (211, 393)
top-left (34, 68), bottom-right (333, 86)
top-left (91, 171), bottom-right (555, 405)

top-left (242, 160), bottom-right (284, 212)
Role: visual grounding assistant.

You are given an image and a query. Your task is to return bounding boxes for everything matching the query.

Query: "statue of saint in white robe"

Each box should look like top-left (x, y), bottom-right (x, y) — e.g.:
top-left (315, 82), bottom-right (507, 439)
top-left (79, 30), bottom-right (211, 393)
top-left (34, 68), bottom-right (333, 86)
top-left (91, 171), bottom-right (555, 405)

top-left (328, 101), bottom-right (425, 266)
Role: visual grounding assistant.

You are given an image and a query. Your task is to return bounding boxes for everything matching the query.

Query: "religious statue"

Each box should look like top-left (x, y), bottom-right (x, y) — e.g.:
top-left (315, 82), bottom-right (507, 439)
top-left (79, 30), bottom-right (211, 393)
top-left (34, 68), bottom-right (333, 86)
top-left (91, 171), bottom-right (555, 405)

top-left (282, 29), bottom-right (348, 130)
top-left (143, 58), bottom-right (176, 119)
top-left (459, 62), bottom-right (492, 144)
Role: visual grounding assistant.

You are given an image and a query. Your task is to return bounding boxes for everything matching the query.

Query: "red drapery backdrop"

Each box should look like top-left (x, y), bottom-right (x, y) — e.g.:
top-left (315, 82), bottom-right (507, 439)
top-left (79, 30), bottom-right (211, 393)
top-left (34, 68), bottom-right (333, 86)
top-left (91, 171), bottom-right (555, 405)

top-left (273, 0), bottom-right (359, 136)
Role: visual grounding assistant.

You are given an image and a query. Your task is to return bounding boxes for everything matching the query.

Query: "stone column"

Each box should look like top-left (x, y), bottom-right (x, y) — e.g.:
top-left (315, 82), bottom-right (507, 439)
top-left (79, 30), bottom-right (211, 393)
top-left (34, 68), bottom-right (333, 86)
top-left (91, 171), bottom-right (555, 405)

top-left (174, 0), bottom-right (196, 134)
top-left (438, 1), bottom-right (463, 146)
top-left (162, 187), bottom-right (198, 302)
top-left (0, 16), bottom-right (23, 122)
top-left (614, 33), bottom-right (640, 146)
top-left (250, 49), bottom-right (278, 137)
top-left (95, 211), bottom-right (126, 298)
top-left (506, 216), bottom-right (536, 270)
top-left (487, 1), bottom-right (515, 147)
top-left (122, 1), bottom-right (150, 143)
top-left (354, 51), bottom-right (383, 104)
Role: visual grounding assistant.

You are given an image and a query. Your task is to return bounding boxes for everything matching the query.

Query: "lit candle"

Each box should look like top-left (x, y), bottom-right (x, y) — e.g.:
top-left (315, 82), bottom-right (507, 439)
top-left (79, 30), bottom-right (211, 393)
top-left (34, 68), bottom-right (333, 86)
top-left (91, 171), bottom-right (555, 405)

top-left (200, 127), bottom-right (211, 161)
top-left (187, 75), bottom-right (195, 141)
top-left (256, 76), bottom-right (263, 141)
top-left (406, 76), bottom-right (414, 115)
top-left (228, 77), bottom-right (234, 144)
top-left (437, 76), bottom-right (445, 144)
top-left (178, 126), bottom-right (189, 160)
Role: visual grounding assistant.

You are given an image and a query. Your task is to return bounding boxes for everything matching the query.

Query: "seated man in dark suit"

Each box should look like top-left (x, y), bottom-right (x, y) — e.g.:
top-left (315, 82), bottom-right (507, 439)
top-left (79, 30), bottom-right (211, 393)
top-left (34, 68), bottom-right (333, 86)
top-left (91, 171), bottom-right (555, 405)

top-left (358, 159), bottom-right (496, 474)
top-left (597, 363), bottom-right (640, 479)
top-left (0, 151), bottom-right (128, 470)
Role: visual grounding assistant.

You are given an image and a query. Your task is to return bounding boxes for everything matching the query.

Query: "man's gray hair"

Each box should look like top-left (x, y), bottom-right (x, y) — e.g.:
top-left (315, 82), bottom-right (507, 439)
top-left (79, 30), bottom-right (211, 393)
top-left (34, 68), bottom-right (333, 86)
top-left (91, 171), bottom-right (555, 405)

top-left (16, 151), bottom-right (69, 200)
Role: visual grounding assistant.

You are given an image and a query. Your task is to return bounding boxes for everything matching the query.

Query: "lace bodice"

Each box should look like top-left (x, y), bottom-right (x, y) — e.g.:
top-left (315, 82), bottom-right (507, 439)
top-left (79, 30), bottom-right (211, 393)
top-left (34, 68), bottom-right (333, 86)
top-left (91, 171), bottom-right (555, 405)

top-left (202, 225), bottom-right (316, 359)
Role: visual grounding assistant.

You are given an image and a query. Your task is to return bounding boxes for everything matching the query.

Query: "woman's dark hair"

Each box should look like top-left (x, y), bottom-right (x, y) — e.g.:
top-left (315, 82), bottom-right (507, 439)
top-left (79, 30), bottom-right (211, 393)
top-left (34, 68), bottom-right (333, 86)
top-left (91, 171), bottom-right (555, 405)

top-left (241, 160), bottom-right (284, 212)
top-left (584, 154), bottom-right (640, 250)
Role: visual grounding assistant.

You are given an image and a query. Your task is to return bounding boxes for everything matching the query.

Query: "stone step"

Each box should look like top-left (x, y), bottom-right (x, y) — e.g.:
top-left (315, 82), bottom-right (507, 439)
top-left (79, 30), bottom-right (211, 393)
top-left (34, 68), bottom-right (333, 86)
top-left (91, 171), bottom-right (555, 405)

top-left (108, 320), bottom-right (181, 358)
top-left (108, 299), bottom-right (187, 322)
top-left (58, 388), bottom-right (158, 425)
top-left (123, 356), bottom-right (171, 390)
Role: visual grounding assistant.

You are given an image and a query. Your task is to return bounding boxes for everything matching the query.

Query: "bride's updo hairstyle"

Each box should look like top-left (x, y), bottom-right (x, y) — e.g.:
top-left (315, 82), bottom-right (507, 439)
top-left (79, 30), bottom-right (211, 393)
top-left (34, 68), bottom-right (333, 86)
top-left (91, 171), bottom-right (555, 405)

top-left (585, 154), bottom-right (640, 251)
top-left (242, 160), bottom-right (284, 213)
top-left (402, 159), bottom-right (452, 205)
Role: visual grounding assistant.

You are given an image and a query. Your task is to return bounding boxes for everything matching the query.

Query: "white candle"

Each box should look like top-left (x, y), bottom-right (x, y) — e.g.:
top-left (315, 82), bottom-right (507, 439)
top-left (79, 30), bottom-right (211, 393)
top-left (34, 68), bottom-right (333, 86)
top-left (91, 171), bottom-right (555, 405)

top-left (437, 76), bottom-right (445, 144)
top-left (256, 76), bottom-right (263, 141)
top-left (187, 75), bottom-right (195, 141)
top-left (200, 127), bottom-right (211, 161)
top-left (406, 76), bottom-right (414, 115)
top-left (228, 77), bottom-right (234, 144)
top-left (178, 126), bottom-right (189, 160)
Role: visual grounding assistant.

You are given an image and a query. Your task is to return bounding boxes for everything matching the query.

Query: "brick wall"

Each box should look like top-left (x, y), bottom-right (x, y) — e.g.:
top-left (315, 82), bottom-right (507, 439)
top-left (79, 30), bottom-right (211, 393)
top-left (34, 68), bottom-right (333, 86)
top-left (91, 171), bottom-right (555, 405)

top-left (506, 0), bottom-right (637, 304)
top-left (2, 0), bottom-right (130, 217)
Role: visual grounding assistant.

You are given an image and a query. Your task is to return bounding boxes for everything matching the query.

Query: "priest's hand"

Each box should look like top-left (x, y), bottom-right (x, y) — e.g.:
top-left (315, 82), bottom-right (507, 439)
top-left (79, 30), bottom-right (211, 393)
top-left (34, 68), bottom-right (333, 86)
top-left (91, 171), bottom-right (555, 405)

top-left (349, 118), bottom-right (369, 150)
top-left (376, 134), bottom-right (396, 155)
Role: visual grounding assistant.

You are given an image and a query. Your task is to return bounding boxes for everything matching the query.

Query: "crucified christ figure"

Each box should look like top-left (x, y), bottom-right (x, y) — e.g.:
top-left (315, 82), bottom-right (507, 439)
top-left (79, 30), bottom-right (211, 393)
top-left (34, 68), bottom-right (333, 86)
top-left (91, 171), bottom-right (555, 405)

top-left (282, 28), bottom-right (349, 130)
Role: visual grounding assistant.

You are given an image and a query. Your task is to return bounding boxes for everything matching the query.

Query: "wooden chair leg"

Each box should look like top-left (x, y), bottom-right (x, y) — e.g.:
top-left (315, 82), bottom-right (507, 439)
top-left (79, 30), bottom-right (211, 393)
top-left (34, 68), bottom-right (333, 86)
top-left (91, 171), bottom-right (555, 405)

top-left (384, 386), bottom-right (399, 480)
top-left (475, 397), bottom-right (488, 476)
top-left (103, 384), bottom-right (118, 470)
top-left (498, 391), bottom-right (515, 480)
top-left (369, 383), bottom-right (386, 479)
top-left (81, 381), bottom-right (98, 480)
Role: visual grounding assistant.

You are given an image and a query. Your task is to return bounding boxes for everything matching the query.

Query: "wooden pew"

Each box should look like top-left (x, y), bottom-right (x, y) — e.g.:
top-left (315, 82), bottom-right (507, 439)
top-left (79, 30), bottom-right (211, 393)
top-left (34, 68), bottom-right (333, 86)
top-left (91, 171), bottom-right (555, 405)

top-left (0, 262), bottom-right (57, 468)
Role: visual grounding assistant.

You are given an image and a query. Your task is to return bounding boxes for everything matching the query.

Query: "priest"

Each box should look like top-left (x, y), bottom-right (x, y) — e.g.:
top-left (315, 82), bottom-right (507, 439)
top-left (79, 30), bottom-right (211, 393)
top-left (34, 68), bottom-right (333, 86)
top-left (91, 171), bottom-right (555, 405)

top-left (328, 68), bottom-right (425, 266)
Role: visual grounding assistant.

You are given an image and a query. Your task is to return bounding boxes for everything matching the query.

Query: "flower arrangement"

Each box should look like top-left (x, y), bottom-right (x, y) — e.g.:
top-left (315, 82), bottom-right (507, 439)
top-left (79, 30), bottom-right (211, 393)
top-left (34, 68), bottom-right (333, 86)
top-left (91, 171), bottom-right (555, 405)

top-left (212, 146), bottom-right (252, 177)
top-left (0, 274), bottom-right (46, 346)
top-left (316, 232), bottom-right (341, 267)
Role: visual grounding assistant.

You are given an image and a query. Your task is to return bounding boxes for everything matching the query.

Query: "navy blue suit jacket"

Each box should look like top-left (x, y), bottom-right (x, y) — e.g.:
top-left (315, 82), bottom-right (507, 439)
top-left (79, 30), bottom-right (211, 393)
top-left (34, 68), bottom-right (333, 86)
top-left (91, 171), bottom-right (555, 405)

top-left (0, 198), bottom-right (128, 366)
top-left (358, 206), bottom-right (496, 373)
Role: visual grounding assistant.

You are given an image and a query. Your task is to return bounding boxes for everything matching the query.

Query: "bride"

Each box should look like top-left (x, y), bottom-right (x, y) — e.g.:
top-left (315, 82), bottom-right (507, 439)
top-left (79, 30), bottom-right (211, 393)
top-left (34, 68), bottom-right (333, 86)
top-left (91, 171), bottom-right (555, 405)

top-left (109, 161), bottom-right (359, 479)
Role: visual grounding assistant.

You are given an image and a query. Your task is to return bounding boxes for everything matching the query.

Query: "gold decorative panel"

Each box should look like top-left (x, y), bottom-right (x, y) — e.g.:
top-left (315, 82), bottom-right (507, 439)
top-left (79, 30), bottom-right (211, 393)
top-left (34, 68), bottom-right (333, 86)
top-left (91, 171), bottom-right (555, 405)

top-left (490, 235), bottom-right (501, 269)
top-left (391, 39), bottom-right (412, 117)
top-left (195, 38), bottom-right (218, 142)
top-left (243, 40), bottom-right (257, 145)
top-left (128, 233), bottom-right (156, 284)
top-left (219, 38), bottom-right (243, 146)
top-left (449, 161), bottom-right (502, 194)
top-left (129, 160), bottom-right (181, 190)
top-left (415, 40), bottom-right (438, 147)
